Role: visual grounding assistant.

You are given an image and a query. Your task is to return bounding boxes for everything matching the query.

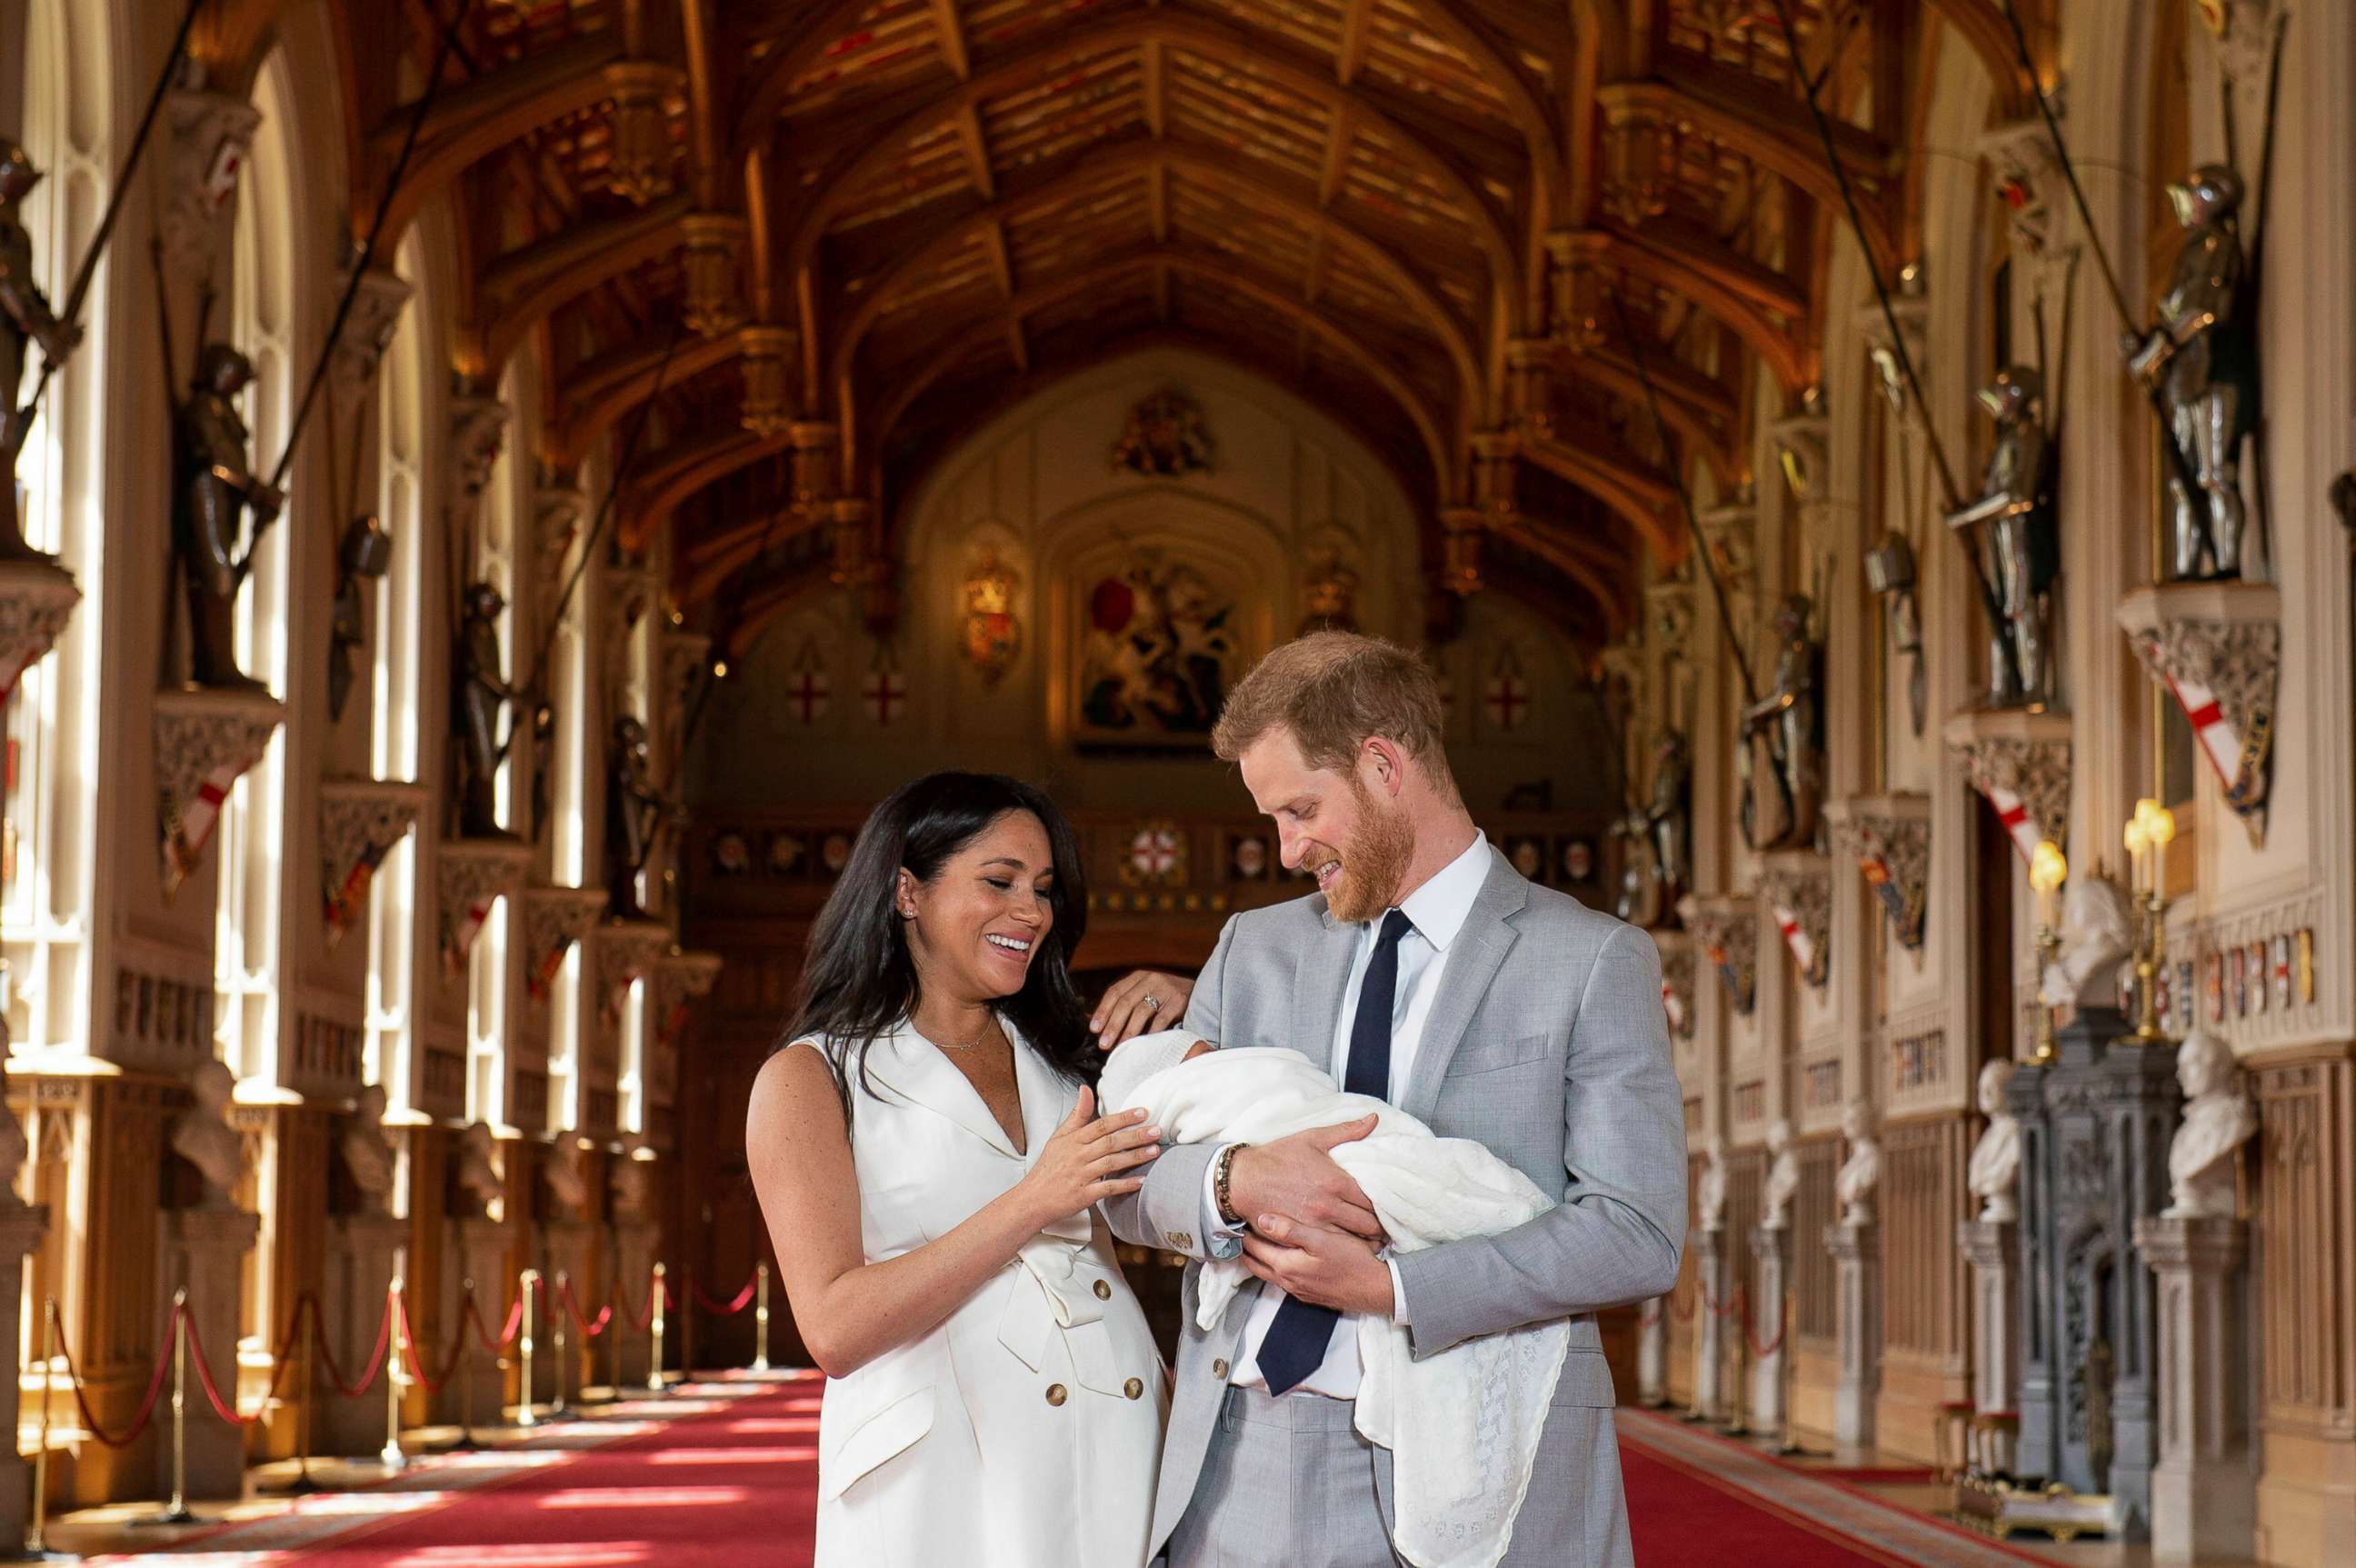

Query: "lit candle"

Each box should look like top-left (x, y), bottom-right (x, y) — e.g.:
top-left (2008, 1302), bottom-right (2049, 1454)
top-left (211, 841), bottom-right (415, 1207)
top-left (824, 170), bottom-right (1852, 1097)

top-left (2123, 814), bottom-right (2150, 895)
top-left (2030, 839), bottom-right (2067, 931)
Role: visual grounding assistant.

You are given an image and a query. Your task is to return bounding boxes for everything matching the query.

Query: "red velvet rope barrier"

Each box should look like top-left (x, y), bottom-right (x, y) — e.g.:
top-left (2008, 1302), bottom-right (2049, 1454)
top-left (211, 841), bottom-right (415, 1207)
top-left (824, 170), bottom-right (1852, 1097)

top-left (689, 1273), bottom-right (758, 1315)
top-left (394, 1293), bottom-right (469, 1398)
top-left (312, 1291), bottom-right (395, 1399)
top-left (557, 1275), bottom-right (614, 1340)
top-left (1743, 1295), bottom-right (1789, 1360)
top-left (1699, 1280), bottom-right (1747, 1321)
top-left (184, 1298), bottom-right (309, 1427)
top-left (51, 1304), bottom-right (178, 1449)
top-left (466, 1289), bottom-right (526, 1357)
top-left (619, 1272), bottom-right (666, 1333)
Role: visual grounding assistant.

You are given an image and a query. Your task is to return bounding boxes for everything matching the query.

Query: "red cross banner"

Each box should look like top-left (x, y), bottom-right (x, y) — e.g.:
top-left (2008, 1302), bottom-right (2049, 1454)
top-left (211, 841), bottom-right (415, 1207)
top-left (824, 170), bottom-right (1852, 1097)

top-left (1770, 897), bottom-right (1818, 983)
top-left (786, 667), bottom-right (830, 724)
top-left (2148, 659), bottom-right (2271, 820)
top-left (161, 759), bottom-right (251, 897)
top-left (446, 895), bottom-right (495, 973)
top-left (1982, 782), bottom-right (2043, 867)
top-left (1484, 670), bottom-right (1530, 732)
top-left (863, 665), bottom-right (907, 725)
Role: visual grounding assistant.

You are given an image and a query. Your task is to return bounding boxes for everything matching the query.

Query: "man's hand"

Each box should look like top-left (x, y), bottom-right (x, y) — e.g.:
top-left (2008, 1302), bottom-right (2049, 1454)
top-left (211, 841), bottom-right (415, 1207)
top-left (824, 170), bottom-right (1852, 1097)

top-left (1229, 1117), bottom-right (1383, 1243)
top-left (1242, 1214), bottom-right (1394, 1317)
top-left (1091, 970), bottom-right (1195, 1047)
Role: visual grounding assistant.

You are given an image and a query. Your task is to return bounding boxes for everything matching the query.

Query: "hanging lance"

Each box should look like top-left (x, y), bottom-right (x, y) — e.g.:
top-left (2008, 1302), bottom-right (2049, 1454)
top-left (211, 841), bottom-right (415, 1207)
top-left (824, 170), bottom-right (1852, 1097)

top-left (1767, 0), bottom-right (2025, 695)
top-left (8, 0), bottom-right (210, 453)
top-left (1992, 0), bottom-right (2254, 571)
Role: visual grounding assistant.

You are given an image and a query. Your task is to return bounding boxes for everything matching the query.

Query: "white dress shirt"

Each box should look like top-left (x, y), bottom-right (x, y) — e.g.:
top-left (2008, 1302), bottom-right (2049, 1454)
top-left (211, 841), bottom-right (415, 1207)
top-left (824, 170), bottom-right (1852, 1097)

top-left (1203, 829), bottom-right (1491, 1399)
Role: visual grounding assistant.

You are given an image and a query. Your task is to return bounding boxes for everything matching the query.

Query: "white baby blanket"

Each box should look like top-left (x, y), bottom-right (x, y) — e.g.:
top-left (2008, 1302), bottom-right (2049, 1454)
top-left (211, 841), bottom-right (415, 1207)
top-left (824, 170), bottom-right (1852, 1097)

top-left (1100, 1031), bottom-right (1568, 1568)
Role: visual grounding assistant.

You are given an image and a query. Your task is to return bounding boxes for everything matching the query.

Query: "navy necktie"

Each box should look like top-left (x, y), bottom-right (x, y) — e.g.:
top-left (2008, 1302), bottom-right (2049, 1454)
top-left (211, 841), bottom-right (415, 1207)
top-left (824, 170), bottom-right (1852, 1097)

top-left (1256, 908), bottom-right (1413, 1397)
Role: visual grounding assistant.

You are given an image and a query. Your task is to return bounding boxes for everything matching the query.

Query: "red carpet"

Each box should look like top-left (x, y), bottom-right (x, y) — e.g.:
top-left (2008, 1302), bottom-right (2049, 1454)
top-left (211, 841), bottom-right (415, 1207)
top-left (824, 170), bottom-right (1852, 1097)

top-left (1622, 1443), bottom-right (1919, 1567)
top-left (290, 1381), bottom-right (819, 1567)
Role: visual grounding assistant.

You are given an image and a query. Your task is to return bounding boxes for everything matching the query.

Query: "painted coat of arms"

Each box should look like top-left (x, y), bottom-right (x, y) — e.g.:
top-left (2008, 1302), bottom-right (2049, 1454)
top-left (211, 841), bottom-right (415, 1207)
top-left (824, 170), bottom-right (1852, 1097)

top-left (1111, 389), bottom-right (1213, 476)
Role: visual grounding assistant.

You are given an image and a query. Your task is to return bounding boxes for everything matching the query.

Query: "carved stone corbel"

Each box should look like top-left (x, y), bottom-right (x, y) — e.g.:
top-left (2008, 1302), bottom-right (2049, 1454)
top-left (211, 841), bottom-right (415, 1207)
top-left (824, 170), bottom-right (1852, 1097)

top-left (163, 88), bottom-right (261, 278)
top-left (1768, 402), bottom-right (1831, 504)
top-left (435, 839), bottom-right (533, 973)
top-left (659, 627), bottom-right (711, 724)
top-left (1646, 577), bottom-right (1695, 653)
top-left (1759, 852), bottom-right (1832, 990)
top-left (330, 267), bottom-right (414, 395)
top-left (1981, 110), bottom-right (2073, 276)
top-left (1678, 893), bottom-right (1758, 1017)
top-left (521, 884), bottom-right (608, 1003)
top-left (603, 61), bottom-right (685, 205)
top-left (739, 326), bottom-right (795, 438)
top-left (1653, 930), bottom-right (1697, 1040)
top-left (652, 950), bottom-right (724, 1053)
top-left (534, 477), bottom-right (590, 602)
top-left (0, 558), bottom-right (83, 698)
top-left (320, 777), bottom-right (427, 950)
top-left (448, 395), bottom-right (511, 542)
top-left (1829, 794), bottom-right (1932, 953)
top-left (2117, 582), bottom-right (2280, 846)
top-left (589, 919), bottom-right (673, 1018)
top-left (156, 687), bottom-right (285, 896)
top-left (1856, 278), bottom-right (1930, 427)
top-left (1943, 706), bottom-right (2071, 866)
top-left (680, 214), bottom-right (747, 335)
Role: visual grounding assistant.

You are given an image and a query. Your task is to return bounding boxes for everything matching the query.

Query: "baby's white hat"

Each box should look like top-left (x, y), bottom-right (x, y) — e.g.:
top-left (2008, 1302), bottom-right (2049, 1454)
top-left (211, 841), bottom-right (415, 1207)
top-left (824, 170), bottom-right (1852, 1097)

top-left (1098, 1028), bottom-right (1208, 1114)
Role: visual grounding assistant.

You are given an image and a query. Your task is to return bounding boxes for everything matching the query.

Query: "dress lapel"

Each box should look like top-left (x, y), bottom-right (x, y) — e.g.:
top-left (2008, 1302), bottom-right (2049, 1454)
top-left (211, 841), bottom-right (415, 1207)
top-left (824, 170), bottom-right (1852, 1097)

top-left (1400, 845), bottom-right (1528, 1123)
top-left (864, 1021), bottom-right (1021, 1159)
top-left (1291, 895), bottom-right (1361, 1071)
top-left (1005, 1019), bottom-right (1065, 1162)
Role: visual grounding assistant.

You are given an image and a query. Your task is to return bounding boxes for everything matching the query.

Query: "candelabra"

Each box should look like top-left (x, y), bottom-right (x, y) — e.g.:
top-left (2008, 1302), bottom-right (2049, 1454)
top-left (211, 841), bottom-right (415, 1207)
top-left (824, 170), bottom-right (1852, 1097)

top-left (2029, 839), bottom-right (2067, 1063)
top-left (2123, 798), bottom-right (2175, 1043)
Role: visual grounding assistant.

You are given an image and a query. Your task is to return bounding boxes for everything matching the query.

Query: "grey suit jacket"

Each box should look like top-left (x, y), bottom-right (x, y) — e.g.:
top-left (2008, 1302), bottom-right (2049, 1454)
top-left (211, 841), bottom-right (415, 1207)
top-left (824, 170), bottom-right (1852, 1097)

top-left (1106, 844), bottom-right (1686, 1565)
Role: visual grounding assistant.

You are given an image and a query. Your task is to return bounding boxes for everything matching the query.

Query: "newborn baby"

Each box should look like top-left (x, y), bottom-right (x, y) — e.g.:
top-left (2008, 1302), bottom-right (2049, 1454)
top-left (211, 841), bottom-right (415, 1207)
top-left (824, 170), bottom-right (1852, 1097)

top-left (1099, 1030), bottom-right (1567, 1568)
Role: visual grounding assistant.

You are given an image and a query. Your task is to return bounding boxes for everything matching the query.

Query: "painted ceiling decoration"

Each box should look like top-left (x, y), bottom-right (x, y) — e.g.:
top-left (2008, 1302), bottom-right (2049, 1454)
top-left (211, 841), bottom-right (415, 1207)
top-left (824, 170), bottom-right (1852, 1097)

top-left (279, 0), bottom-right (2041, 651)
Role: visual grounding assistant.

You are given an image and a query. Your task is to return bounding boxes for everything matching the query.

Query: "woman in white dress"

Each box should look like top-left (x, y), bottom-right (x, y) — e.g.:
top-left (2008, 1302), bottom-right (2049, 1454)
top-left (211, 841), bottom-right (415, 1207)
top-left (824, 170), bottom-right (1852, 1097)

top-left (748, 772), bottom-right (1169, 1568)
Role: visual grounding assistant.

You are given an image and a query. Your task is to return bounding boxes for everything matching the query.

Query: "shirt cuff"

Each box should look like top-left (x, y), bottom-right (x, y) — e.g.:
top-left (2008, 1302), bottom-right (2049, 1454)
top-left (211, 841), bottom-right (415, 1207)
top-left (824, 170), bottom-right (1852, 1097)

top-left (1201, 1144), bottom-right (1246, 1260)
top-left (1386, 1257), bottom-right (1411, 1325)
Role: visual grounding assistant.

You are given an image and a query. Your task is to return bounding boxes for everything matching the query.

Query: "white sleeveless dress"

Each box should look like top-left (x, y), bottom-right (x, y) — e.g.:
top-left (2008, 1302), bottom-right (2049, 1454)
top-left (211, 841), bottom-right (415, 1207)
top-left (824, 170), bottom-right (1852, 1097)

top-left (810, 1020), bottom-right (1166, 1568)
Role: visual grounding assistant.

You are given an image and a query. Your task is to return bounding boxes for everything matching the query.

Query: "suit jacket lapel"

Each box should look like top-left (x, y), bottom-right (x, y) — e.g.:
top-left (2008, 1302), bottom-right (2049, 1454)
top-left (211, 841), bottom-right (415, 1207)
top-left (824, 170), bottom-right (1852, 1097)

top-left (1401, 845), bottom-right (1529, 1122)
top-left (1291, 895), bottom-right (1360, 1071)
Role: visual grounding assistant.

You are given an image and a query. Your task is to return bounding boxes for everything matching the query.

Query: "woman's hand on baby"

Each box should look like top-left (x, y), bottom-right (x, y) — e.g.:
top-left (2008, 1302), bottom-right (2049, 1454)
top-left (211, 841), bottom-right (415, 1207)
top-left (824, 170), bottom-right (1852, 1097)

top-left (1230, 1116), bottom-right (1386, 1244)
top-left (1091, 970), bottom-right (1194, 1046)
top-left (1016, 1088), bottom-right (1161, 1227)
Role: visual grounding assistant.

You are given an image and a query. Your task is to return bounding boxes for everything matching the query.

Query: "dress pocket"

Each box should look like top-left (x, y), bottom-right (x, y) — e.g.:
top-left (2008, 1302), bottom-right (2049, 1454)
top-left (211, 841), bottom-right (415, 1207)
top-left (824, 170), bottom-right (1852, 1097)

top-left (819, 1382), bottom-right (935, 1501)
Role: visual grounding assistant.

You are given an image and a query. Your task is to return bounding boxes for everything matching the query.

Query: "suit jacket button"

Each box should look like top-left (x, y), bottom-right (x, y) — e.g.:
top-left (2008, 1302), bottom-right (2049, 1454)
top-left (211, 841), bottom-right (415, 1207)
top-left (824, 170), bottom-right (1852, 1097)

top-left (1093, 1279), bottom-right (1113, 1300)
top-left (1124, 1377), bottom-right (1144, 1400)
top-left (1045, 1383), bottom-right (1068, 1406)
top-left (1212, 1359), bottom-right (1229, 1379)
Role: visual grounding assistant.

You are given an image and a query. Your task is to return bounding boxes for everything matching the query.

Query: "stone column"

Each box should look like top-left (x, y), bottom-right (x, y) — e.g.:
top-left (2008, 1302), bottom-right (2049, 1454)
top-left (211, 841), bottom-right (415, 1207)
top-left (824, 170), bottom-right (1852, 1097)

top-left (2135, 1215), bottom-right (2255, 1563)
top-left (1748, 1223), bottom-right (1791, 1434)
top-left (1959, 1218), bottom-right (2021, 1474)
top-left (156, 1204), bottom-right (261, 1501)
top-left (439, 1216), bottom-right (516, 1427)
top-left (1638, 1295), bottom-right (1668, 1407)
top-left (1825, 1217), bottom-right (1881, 1450)
top-left (0, 1200), bottom-right (50, 1543)
top-left (320, 1213), bottom-right (405, 1454)
top-left (1688, 1225), bottom-right (1727, 1420)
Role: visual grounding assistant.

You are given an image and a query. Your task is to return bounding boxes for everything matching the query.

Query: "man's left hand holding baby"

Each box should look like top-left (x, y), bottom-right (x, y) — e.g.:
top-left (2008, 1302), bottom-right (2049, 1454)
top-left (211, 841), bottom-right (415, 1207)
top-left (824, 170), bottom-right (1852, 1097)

top-left (1242, 1212), bottom-right (1397, 1317)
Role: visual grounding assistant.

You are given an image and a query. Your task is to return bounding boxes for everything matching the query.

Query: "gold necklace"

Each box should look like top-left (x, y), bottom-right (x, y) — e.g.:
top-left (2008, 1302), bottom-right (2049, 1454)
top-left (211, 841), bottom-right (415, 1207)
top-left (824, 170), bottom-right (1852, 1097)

top-left (921, 1014), bottom-right (997, 1052)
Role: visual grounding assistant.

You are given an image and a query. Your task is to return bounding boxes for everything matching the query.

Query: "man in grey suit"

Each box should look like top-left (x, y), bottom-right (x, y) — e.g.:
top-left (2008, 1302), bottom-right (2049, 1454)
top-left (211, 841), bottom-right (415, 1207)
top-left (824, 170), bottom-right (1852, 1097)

top-left (1104, 631), bottom-right (1685, 1568)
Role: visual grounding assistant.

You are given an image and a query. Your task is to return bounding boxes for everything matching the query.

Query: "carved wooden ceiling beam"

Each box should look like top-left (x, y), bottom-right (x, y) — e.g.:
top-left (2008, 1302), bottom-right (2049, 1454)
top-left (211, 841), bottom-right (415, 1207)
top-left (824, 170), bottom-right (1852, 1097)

top-left (1920, 0), bottom-right (2042, 111)
top-left (623, 426), bottom-right (793, 549)
top-left (1488, 517), bottom-right (1630, 640)
top-left (1597, 231), bottom-right (1815, 393)
top-left (465, 192), bottom-right (694, 378)
top-left (1516, 432), bottom-right (1679, 561)
top-left (546, 328), bottom-right (752, 471)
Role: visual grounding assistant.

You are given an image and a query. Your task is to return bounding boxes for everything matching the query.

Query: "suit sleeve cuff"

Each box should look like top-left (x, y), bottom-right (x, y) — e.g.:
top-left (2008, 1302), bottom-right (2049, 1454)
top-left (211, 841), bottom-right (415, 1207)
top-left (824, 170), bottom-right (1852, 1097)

top-left (1386, 1257), bottom-right (1412, 1326)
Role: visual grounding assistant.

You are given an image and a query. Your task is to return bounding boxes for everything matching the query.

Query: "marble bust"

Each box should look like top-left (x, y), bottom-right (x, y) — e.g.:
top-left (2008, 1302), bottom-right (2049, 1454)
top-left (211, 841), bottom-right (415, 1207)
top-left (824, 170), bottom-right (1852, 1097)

top-left (1966, 1059), bottom-right (2022, 1222)
top-left (454, 1120), bottom-right (504, 1218)
top-left (338, 1084), bottom-right (395, 1210)
top-left (1833, 1098), bottom-right (1881, 1224)
top-left (1761, 1118), bottom-right (1799, 1230)
top-left (544, 1144), bottom-right (589, 1217)
top-left (1695, 1133), bottom-right (1729, 1233)
top-left (612, 1149), bottom-right (652, 1221)
top-left (172, 1058), bottom-right (245, 1205)
top-left (2165, 1031), bottom-right (2257, 1218)
top-left (2040, 874), bottom-right (2137, 1010)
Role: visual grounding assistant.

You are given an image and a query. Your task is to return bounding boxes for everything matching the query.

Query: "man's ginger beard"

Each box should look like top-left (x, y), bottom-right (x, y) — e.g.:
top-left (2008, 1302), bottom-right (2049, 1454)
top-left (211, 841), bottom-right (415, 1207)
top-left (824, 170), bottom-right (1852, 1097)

top-left (1316, 773), bottom-right (1418, 924)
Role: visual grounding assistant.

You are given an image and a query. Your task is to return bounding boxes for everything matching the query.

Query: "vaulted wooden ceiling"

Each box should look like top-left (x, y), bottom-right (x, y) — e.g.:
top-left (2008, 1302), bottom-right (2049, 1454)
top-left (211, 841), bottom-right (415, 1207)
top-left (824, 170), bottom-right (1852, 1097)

top-left (290, 0), bottom-right (2040, 648)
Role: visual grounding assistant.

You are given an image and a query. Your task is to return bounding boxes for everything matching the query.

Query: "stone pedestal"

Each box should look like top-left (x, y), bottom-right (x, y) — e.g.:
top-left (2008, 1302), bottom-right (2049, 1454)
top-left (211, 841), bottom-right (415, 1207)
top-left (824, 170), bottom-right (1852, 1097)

top-left (538, 1218), bottom-right (596, 1403)
top-left (0, 1202), bottom-right (50, 1543)
top-left (1960, 1218), bottom-right (2021, 1474)
top-left (2009, 1006), bottom-right (2180, 1538)
top-left (155, 1204), bottom-right (261, 1501)
top-left (1825, 1217), bottom-right (1881, 1450)
top-left (1637, 1295), bottom-right (1668, 1407)
top-left (1690, 1225), bottom-right (1728, 1419)
top-left (612, 1220), bottom-right (661, 1386)
top-left (1748, 1223), bottom-right (1791, 1433)
top-left (2135, 1215), bottom-right (2255, 1563)
top-left (320, 1211), bottom-right (404, 1454)
top-left (439, 1216), bottom-right (515, 1426)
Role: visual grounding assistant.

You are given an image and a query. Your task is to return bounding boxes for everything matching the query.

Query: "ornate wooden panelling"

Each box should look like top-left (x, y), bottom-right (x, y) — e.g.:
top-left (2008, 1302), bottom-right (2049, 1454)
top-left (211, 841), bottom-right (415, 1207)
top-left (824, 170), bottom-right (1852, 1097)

top-left (1881, 1114), bottom-right (1970, 1365)
top-left (1793, 1136), bottom-right (1838, 1345)
top-left (2254, 1048), bottom-right (2353, 1431)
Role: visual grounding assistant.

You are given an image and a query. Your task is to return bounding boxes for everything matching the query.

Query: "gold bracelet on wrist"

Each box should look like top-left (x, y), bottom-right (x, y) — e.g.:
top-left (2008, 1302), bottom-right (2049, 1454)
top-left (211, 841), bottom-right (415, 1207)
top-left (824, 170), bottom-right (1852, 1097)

top-left (1214, 1143), bottom-right (1247, 1228)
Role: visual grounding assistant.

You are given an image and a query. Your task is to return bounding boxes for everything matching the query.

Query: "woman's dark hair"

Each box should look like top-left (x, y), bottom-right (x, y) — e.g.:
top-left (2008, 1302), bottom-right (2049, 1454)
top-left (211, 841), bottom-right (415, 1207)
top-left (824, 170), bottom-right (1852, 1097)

top-left (778, 771), bottom-right (1095, 1122)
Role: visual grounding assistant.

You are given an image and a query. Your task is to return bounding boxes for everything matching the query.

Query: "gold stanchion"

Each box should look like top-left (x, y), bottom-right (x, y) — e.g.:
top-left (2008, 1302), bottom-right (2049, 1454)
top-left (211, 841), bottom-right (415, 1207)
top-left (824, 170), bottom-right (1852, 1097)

top-left (453, 1279), bottom-right (480, 1451)
top-left (516, 1271), bottom-right (538, 1429)
top-left (753, 1263), bottom-right (772, 1374)
top-left (648, 1263), bottom-right (668, 1393)
top-left (550, 1270), bottom-right (572, 1420)
top-left (269, 1299), bottom-right (323, 1494)
top-left (27, 1297), bottom-right (57, 1557)
top-left (380, 1277), bottom-right (406, 1473)
top-left (145, 1288), bottom-right (196, 1525)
